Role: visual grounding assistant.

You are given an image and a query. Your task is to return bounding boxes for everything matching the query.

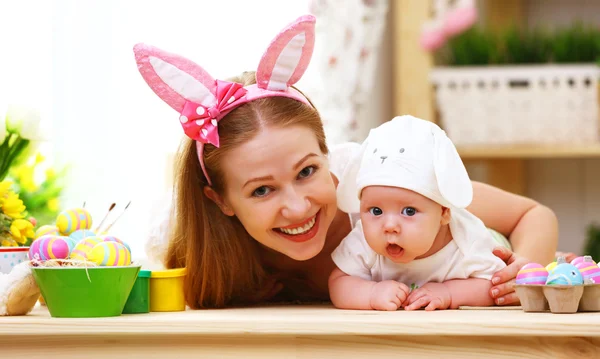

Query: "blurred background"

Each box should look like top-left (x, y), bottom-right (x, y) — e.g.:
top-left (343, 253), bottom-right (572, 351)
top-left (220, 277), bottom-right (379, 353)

top-left (0, 0), bottom-right (599, 259)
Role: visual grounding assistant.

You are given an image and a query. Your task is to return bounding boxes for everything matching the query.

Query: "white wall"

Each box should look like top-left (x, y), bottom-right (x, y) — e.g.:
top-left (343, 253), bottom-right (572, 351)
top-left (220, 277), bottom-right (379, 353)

top-left (1, 0), bottom-right (311, 259)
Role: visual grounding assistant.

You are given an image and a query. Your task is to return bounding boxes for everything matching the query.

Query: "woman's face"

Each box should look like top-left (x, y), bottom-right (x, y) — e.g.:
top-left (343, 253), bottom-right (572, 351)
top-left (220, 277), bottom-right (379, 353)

top-left (218, 125), bottom-right (337, 261)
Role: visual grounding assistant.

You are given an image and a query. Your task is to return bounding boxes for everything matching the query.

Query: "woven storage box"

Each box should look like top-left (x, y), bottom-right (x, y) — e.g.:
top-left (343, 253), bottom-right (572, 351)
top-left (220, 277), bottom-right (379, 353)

top-left (430, 65), bottom-right (600, 146)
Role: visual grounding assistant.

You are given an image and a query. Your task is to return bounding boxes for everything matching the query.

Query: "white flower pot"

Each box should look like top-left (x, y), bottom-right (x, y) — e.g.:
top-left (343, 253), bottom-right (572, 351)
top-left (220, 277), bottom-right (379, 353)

top-left (430, 64), bottom-right (600, 146)
top-left (0, 247), bottom-right (29, 274)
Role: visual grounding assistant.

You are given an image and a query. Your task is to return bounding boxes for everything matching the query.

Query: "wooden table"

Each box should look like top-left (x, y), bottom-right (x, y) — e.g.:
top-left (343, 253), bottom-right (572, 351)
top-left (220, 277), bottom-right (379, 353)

top-left (2, 305), bottom-right (600, 358)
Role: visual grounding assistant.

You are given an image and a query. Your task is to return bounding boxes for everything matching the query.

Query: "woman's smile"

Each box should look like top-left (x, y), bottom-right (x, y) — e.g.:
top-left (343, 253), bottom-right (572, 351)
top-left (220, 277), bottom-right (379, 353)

top-left (274, 209), bottom-right (321, 243)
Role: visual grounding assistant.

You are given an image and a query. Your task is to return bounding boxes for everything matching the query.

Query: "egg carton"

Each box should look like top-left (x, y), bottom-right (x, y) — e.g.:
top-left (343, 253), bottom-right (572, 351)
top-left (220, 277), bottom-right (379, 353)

top-left (515, 284), bottom-right (600, 313)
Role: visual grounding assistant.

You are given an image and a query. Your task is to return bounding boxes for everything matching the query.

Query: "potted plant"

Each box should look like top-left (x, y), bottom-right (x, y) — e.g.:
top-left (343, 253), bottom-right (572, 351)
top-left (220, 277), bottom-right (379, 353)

top-left (0, 105), bottom-right (46, 274)
top-left (429, 23), bottom-right (600, 147)
top-left (583, 224), bottom-right (600, 263)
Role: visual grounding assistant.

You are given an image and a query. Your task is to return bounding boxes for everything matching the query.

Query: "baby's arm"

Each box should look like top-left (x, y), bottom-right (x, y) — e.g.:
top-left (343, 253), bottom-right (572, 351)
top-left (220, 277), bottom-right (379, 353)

top-left (329, 267), bottom-right (410, 310)
top-left (404, 277), bottom-right (493, 310)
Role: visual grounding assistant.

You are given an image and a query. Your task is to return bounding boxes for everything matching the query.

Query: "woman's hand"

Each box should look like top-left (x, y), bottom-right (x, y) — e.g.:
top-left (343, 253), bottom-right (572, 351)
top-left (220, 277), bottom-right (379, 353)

top-left (490, 246), bottom-right (530, 305)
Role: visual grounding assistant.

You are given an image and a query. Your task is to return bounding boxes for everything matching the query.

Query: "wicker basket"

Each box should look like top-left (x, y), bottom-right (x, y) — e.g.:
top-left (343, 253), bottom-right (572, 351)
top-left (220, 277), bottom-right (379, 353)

top-left (430, 65), bottom-right (600, 146)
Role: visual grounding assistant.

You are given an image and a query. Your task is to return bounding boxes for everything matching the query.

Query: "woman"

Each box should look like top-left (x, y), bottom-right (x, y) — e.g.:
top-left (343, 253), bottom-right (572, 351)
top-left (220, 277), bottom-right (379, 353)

top-left (137, 15), bottom-right (558, 309)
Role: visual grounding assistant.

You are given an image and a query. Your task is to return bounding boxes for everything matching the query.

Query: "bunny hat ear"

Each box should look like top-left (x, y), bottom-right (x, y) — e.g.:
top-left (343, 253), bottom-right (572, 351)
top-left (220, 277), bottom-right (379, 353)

top-left (337, 138), bottom-right (370, 214)
top-left (431, 125), bottom-right (473, 208)
top-left (133, 43), bottom-right (219, 113)
top-left (256, 15), bottom-right (316, 92)
top-left (133, 15), bottom-right (316, 186)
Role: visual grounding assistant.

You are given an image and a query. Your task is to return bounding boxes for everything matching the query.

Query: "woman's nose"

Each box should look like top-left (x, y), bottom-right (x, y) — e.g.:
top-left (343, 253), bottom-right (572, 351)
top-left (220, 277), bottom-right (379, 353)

top-left (280, 187), bottom-right (311, 220)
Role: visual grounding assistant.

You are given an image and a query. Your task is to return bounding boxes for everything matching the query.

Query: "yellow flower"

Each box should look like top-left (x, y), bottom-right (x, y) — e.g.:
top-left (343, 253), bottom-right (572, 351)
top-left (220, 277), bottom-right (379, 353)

top-left (10, 219), bottom-right (34, 244)
top-left (35, 152), bottom-right (45, 164)
top-left (45, 168), bottom-right (56, 180)
top-left (47, 198), bottom-right (60, 212)
top-left (13, 164), bottom-right (36, 192)
top-left (0, 181), bottom-right (12, 200)
top-left (2, 192), bottom-right (26, 219)
top-left (1, 238), bottom-right (18, 247)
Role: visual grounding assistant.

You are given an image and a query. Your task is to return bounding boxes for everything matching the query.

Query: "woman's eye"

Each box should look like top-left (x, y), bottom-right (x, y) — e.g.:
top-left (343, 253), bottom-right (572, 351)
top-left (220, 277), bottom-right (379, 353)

top-left (252, 186), bottom-right (271, 197)
top-left (369, 207), bottom-right (383, 216)
top-left (402, 207), bottom-right (416, 216)
top-left (298, 165), bottom-right (316, 179)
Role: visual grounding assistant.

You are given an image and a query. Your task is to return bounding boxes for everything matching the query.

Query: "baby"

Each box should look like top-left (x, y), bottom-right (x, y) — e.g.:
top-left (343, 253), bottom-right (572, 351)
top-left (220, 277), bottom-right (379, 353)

top-left (329, 115), bottom-right (506, 311)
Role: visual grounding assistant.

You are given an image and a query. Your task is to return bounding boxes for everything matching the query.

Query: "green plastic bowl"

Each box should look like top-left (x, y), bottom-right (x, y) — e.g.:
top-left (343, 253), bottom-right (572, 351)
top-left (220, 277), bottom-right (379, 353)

top-left (31, 265), bottom-right (141, 318)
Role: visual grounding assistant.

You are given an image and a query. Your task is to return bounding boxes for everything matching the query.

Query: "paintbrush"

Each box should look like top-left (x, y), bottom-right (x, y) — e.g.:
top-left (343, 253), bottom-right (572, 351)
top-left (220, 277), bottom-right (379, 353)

top-left (101, 201), bottom-right (131, 233)
top-left (94, 202), bottom-right (116, 232)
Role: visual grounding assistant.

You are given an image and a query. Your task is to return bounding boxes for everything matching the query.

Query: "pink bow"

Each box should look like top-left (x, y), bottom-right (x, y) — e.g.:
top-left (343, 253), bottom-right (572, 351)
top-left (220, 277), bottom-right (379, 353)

top-left (179, 80), bottom-right (248, 147)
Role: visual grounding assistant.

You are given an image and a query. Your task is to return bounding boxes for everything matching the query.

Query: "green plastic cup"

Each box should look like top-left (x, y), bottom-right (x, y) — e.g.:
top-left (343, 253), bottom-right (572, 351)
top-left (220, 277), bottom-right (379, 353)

top-left (122, 270), bottom-right (151, 314)
top-left (31, 265), bottom-right (140, 318)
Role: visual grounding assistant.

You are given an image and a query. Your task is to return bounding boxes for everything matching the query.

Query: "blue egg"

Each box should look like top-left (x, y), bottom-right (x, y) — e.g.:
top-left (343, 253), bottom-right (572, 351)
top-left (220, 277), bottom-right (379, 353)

top-left (545, 263), bottom-right (584, 285)
top-left (69, 229), bottom-right (96, 243)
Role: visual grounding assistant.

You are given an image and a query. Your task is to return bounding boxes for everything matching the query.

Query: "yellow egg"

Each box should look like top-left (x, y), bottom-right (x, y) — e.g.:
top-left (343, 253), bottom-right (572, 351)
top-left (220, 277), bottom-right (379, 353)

top-left (546, 261), bottom-right (557, 273)
top-left (56, 208), bottom-right (93, 235)
top-left (35, 225), bottom-right (60, 239)
top-left (88, 241), bottom-right (131, 266)
top-left (69, 236), bottom-right (103, 261)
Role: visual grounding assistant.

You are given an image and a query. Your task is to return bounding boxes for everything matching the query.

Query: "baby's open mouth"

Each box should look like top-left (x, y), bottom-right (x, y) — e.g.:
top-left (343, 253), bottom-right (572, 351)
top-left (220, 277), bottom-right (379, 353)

top-left (386, 243), bottom-right (404, 258)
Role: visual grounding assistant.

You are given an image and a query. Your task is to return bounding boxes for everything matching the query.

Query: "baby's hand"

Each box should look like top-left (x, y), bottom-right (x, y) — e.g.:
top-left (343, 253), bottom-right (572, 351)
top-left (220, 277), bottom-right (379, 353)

top-left (369, 280), bottom-right (410, 311)
top-left (404, 282), bottom-right (451, 311)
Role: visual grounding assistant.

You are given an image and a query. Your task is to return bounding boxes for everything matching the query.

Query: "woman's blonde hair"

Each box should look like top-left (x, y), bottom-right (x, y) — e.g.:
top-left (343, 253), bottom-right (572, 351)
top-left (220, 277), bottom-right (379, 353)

top-left (165, 72), bottom-right (328, 308)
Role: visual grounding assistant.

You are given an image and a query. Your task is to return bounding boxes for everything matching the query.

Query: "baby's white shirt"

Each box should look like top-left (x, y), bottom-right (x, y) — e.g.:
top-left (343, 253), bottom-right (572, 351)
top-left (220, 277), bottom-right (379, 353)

top-left (331, 207), bottom-right (507, 288)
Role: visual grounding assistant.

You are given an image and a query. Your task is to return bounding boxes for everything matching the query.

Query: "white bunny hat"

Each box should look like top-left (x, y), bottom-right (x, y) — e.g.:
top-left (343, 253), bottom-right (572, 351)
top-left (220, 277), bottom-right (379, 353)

top-left (337, 115), bottom-right (473, 214)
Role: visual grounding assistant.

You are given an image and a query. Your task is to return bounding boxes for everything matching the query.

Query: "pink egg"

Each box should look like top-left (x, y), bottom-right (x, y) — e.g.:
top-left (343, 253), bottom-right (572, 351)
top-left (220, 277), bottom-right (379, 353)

top-left (516, 263), bottom-right (548, 285)
top-left (38, 236), bottom-right (71, 260)
top-left (575, 257), bottom-right (600, 284)
top-left (571, 256), bottom-right (588, 266)
top-left (28, 236), bottom-right (47, 260)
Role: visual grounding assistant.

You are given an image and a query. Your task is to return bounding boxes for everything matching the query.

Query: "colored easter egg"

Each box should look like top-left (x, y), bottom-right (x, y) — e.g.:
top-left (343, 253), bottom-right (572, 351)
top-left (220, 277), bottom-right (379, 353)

top-left (35, 225), bottom-right (60, 239)
top-left (100, 235), bottom-right (131, 253)
top-left (546, 263), bottom-right (584, 286)
top-left (38, 235), bottom-right (71, 260)
top-left (546, 261), bottom-right (557, 273)
top-left (88, 241), bottom-right (131, 266)
top-left (571, 256), bottom-right (588, 266)
top-left (70, 236), bottom-right (103, 261)
top-left (61, 236), bottom-right (77, 252)
top-left (56, 208), bottom-right (93, 235)
top-left (69, 229), bottom-right (96, 242)
top-left (574, 257), bottom-right (600, 284)
top-left (28, 236), bottom-right (46, 260)
top-left (516, 263), bottom-right (548, 285)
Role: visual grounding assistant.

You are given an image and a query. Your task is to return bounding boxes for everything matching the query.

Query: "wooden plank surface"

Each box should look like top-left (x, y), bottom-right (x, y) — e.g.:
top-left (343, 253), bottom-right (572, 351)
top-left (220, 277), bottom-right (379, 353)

top-left (3, 305), bottom-right (600, 337)
top-left (2, 334), bottom-right (600, 359)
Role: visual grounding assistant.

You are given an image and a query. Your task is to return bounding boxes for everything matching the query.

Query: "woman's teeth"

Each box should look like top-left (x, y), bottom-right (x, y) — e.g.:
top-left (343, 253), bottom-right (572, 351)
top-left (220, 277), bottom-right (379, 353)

top-left (279, 216), bottom-right (316, 235)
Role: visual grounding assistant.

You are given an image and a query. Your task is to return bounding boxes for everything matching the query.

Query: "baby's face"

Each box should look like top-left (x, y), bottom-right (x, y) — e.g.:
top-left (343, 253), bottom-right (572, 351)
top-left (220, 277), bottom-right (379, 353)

top-left (359, 186), bottom-right (449, 264)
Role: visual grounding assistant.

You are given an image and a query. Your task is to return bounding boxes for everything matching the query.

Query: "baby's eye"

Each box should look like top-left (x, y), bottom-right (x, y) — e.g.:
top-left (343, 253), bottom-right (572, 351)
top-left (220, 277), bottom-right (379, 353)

top-left (401, 207), bottom-right (416, 216)
top-left (369, 207), bottom-right (383, 216)
top-left (298, 165), bottom-right (317, 179)
top-left (252, 186), bottom-right (272, 197)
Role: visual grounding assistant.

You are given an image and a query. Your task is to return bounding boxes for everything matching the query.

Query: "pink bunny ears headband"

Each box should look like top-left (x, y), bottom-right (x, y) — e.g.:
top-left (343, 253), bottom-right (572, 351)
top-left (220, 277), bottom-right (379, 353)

top-left (133, 15), bottom-right (316, 185)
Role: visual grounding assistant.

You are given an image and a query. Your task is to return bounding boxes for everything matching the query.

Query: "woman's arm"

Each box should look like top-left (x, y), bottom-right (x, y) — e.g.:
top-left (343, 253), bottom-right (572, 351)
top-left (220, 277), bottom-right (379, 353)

top-left (467, 181), bottom-right (559, 305)
top-left (467, 181), bottom-right (558, 265)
